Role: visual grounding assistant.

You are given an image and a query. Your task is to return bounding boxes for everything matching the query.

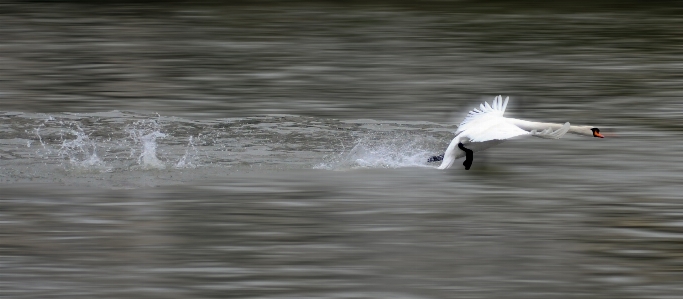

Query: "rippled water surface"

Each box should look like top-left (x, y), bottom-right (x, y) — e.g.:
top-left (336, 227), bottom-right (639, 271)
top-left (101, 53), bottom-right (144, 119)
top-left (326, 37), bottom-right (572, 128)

top-left (1, 1), bottom-right (683, 298)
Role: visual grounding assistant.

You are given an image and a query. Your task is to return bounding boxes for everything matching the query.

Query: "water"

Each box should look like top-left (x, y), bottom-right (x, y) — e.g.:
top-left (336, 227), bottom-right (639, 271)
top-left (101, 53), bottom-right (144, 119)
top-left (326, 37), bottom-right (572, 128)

top-left (2, 1), bottom-right (683, 298)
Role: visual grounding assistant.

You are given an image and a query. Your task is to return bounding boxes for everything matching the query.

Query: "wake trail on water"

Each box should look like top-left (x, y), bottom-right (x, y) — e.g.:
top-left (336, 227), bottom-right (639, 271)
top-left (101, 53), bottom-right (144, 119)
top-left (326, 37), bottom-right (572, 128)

top-left (2, 112), bottom-right (452, 186)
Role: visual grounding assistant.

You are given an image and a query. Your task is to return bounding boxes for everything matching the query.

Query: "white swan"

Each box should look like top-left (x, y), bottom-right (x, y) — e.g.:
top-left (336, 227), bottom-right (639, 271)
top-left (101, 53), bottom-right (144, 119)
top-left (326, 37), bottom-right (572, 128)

top-left (431, 95), bottom-right (604, 170)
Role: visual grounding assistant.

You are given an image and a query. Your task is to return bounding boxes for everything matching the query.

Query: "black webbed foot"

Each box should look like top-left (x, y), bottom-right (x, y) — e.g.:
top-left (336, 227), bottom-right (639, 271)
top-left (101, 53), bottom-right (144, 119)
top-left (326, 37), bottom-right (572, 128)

top-left (457, 142), bottom-right (473, 170)
top-left (428, 154), bottom-right (444, 163)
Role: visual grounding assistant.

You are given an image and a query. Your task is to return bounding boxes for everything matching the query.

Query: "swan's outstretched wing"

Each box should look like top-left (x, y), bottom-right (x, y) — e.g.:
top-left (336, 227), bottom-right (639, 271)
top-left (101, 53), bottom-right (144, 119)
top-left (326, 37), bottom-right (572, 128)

top-left (457, 95), bottom-right (509, 133)
top-left (530, 122), bottom-right (570, 139)
top-left (456, 96), bottom-right (570, 143)
top-left (465, 122), bottom-right (529, 142)
top-left (462, 120), bottom-right (570, 142)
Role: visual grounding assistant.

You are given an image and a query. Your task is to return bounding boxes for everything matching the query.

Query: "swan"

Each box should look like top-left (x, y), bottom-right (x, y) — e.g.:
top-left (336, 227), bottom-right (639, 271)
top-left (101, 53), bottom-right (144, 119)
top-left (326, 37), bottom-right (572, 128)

top-left (429, 95), bottom-right (604, 170)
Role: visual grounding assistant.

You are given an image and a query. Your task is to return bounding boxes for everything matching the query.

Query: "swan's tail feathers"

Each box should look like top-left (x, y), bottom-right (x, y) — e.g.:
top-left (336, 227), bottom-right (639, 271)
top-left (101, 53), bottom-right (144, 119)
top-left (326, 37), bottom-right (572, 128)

top-left (437, 154), bottom-right (456, 169)
top-left (531, 122), bottom-right (571, 139)
top-left (437, 136), bottom-right (461, 169)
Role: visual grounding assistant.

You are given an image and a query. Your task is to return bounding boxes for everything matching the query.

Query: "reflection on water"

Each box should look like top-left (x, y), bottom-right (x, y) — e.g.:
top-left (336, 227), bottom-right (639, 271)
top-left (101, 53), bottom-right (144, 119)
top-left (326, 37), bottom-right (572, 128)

top-left (2, 1), bottom-right (683, 298)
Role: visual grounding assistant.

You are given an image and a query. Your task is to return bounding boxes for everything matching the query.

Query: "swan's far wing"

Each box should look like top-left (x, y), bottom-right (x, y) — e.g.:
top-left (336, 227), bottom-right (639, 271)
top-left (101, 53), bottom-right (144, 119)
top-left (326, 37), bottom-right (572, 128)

top-left (458, 95), bottom-right (509, 131)
top-left (530, 122), bottom-right (570, 139)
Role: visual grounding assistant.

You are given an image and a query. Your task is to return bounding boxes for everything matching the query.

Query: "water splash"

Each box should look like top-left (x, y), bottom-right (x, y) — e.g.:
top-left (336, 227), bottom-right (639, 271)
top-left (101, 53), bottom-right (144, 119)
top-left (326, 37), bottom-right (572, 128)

top-left (318, 134), bottom-right (439, 170)
top-left (127, 120), bottom-right (167, 169)
top-left (32, 125), bottom-right (52, 158)
top-left (57, 124), bottom-right (106, 169)
top-left (175, 135), bottom-right (200, 169)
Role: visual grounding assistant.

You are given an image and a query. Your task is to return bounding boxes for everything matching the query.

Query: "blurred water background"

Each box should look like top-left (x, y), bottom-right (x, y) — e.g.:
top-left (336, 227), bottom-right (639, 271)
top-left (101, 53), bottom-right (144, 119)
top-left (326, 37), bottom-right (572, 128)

top-left (2, 1), bottom-right (683, 298)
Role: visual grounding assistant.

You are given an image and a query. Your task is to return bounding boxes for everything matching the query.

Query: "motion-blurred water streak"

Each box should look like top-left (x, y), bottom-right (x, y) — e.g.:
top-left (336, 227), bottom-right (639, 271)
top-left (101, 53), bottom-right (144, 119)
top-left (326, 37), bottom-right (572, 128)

top-left (1, 1), bottom-right (683, 298)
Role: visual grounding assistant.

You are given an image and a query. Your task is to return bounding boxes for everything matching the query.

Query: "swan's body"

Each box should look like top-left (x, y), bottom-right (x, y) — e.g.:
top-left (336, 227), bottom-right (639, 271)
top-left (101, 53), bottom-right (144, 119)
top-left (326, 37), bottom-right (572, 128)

top-left (434, 96), bottom-right (604, 170)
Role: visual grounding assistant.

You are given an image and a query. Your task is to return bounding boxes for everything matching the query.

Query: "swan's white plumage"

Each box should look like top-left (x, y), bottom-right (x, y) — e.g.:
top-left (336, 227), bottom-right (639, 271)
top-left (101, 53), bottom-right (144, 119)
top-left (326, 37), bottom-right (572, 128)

top-left (436, 95), bottom-right (597, 169)
top-left (454, 95), bottom-right (571, 143)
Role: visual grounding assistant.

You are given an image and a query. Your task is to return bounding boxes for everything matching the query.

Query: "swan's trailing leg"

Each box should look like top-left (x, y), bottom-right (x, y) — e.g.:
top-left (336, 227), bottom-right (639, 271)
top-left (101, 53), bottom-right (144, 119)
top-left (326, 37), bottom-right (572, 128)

top-left (457, 142), bottom-right (473, 170)
top-left (428, 154), bottom-right (444, 162)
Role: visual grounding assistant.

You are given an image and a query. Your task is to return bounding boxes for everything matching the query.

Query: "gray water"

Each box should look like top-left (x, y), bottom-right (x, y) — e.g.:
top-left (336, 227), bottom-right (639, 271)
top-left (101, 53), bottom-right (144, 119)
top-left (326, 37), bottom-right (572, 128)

top-left (2, 1), bottom-right (683, 298)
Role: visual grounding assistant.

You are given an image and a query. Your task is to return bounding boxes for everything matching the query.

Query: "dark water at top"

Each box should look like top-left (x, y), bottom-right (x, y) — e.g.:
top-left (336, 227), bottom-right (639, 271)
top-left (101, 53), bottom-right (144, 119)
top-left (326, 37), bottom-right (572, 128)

top-left (2, 1), bottom-right (682, 122)
top-left (1, 1), bottom-right (683, 298)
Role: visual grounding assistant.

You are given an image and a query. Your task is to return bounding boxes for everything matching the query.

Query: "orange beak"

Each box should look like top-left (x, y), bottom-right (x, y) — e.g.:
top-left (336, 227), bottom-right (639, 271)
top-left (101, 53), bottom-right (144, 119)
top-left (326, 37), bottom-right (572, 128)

top-left (594, 132), bottom-right (605, 138)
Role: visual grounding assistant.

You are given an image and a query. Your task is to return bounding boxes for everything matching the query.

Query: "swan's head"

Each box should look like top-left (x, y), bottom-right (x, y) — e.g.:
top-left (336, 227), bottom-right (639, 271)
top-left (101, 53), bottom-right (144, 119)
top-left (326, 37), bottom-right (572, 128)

top-left (591, 128), bottom-right (604, 138)
top-left (570, 126), bottom-right (605, 138)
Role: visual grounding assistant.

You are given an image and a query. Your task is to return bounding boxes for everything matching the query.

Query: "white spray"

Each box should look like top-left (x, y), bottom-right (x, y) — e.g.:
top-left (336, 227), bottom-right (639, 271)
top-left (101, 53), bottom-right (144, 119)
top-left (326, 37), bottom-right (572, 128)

top-left (128, 120), bottom-right (167, 169)
top-left (175, 135), bottom-right (200, 169)
top-left (57, 125), bottom-right (105, 169)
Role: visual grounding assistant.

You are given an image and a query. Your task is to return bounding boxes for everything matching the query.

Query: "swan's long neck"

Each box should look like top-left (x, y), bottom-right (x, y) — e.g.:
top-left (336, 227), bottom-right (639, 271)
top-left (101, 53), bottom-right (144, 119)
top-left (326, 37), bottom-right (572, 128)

top-left (506, 118), bottom-right (593, 136)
